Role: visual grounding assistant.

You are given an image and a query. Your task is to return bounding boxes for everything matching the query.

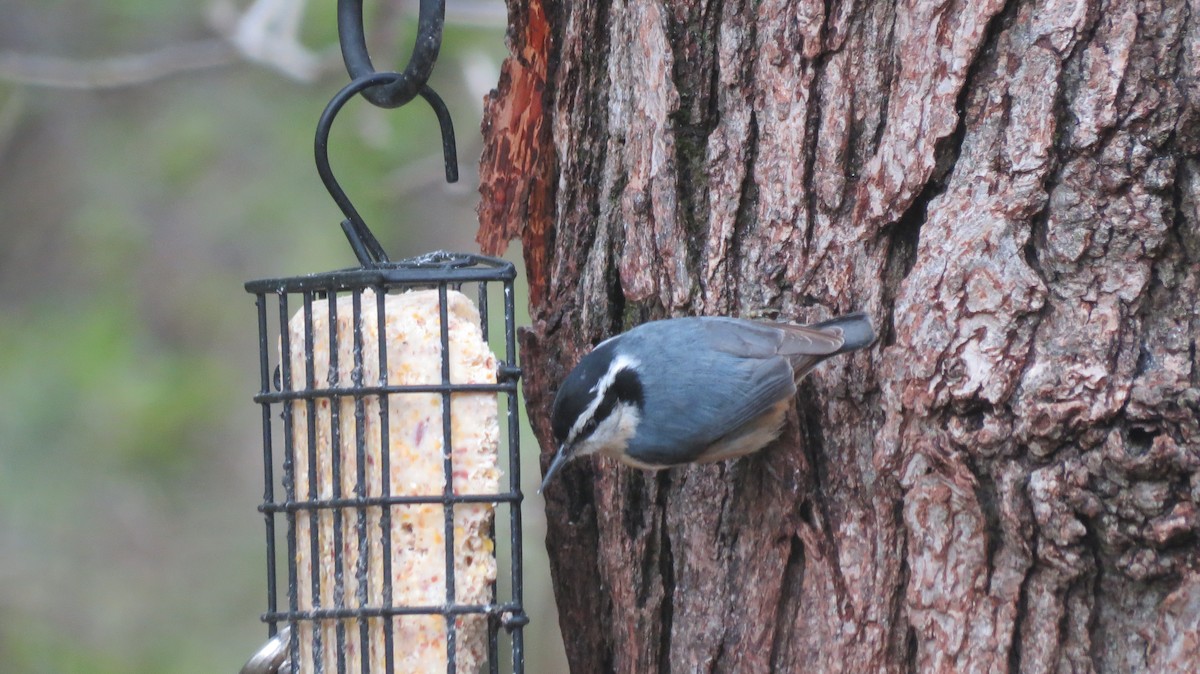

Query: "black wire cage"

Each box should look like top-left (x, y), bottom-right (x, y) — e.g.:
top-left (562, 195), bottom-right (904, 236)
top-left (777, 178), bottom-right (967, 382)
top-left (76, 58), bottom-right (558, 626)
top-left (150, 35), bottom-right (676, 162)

top-left (246, 255), bottom-right (527, 674)
top-left (241, 1), bottom-right (527, 671)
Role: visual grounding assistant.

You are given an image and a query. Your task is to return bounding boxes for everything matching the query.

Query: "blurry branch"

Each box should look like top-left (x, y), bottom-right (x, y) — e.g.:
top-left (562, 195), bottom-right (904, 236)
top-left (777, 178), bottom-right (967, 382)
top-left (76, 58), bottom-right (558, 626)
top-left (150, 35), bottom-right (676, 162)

top-left (0, 0), bottom-right (505, 91)
top-left (216, 0), bottom-right (326, 81)
top-left (0, 0), bottom-right (330, 90)
top-left (0, 41), bottom-right (239, 89)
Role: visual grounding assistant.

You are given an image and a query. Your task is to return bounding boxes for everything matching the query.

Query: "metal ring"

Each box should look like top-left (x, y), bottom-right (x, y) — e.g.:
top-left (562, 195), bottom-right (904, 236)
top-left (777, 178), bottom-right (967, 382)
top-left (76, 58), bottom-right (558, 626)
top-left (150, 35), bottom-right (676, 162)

top-left (337, 0), bottom-right (445, 109)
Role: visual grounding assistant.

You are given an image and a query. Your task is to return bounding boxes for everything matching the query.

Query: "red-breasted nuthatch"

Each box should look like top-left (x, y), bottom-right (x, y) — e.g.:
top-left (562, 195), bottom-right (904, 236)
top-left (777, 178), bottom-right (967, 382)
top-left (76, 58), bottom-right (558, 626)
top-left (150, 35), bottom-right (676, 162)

top-left (540, 313), bottom-right (875, 491)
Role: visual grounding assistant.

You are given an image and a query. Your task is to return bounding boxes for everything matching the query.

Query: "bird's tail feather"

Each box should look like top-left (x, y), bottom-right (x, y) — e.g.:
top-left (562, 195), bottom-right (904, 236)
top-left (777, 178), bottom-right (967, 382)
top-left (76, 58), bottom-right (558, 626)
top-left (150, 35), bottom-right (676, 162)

top-left (812, 312), bottom-right (876, 354)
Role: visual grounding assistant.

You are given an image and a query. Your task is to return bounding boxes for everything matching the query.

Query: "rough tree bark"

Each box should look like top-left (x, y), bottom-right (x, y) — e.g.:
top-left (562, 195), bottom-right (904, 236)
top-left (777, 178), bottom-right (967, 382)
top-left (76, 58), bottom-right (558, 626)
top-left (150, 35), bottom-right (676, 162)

top-left (478, 0), bottom-right (1200, 672)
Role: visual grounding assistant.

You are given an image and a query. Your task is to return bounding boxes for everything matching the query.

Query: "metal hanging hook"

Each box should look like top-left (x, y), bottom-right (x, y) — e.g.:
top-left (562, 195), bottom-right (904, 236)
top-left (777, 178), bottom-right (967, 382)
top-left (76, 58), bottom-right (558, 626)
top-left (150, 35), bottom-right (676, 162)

top-left (315, 72), bottom-right (394, 266)
top-left (317, 0), bottom-right (460, 267)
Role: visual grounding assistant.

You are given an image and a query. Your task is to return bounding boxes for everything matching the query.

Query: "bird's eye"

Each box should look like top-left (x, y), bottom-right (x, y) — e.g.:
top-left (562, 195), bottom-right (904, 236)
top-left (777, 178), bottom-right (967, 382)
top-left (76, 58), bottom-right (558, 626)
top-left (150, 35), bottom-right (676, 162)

top-left (582, 418), bottom-right (598, 436)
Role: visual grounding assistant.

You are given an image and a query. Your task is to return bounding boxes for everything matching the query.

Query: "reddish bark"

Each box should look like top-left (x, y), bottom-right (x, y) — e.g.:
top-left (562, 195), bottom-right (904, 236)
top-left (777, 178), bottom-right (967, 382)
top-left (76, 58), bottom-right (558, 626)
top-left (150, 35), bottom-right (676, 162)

top-left (477, 0), bottom-right (554, 306)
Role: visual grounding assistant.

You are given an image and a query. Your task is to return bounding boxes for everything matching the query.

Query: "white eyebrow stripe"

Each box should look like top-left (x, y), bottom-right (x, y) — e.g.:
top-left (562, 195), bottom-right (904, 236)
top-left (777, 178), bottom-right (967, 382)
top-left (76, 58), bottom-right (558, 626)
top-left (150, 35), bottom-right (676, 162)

top-left (566, 353), bottom-right (640, 444)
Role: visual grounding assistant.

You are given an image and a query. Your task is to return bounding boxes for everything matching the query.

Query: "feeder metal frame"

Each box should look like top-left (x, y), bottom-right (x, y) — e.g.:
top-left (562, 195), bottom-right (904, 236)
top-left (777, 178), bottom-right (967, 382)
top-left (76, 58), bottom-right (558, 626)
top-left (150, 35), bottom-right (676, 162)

top-left (248, 252), bottom-right (527, 674)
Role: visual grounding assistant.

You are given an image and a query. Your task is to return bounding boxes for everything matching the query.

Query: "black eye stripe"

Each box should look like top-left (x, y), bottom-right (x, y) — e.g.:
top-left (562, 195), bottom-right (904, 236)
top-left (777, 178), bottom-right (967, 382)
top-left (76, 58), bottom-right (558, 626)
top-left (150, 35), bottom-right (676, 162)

top-left (612, 368), bottom-right (644, 407)
top-left (576, 369), bottom-right (642, 442)
top-left (575, 389), bottom-right (616, 441)
top-left (593, 389), bottom-right (619, 424)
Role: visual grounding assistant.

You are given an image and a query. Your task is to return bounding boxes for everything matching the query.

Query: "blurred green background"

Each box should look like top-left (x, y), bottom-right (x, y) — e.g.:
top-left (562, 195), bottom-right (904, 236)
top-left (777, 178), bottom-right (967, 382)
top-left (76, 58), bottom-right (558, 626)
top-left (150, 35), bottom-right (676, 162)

top-left (0, 1), bottom-right (566, 672)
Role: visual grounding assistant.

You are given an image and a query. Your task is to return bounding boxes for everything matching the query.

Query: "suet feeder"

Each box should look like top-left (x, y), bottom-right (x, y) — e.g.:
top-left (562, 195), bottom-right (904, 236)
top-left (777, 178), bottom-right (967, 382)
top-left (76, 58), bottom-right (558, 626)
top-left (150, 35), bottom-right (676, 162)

top-left (243, 1), bottom-right (527, 672)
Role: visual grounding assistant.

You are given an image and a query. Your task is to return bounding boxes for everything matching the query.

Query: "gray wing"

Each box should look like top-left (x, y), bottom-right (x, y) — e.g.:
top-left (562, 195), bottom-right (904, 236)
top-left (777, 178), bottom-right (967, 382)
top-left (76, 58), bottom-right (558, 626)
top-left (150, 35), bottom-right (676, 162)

top-left (694, 317), bottom-right (845, 356)
top-left (699, 317), bottom-right (846, 377)
top-left (623, 319), bottom-right (802, 464)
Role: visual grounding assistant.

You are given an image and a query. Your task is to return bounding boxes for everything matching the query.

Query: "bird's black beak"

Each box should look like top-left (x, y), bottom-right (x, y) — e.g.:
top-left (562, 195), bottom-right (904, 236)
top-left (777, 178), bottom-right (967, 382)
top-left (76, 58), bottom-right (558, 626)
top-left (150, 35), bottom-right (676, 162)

top-left (538, 444), bottom-right (571, 494)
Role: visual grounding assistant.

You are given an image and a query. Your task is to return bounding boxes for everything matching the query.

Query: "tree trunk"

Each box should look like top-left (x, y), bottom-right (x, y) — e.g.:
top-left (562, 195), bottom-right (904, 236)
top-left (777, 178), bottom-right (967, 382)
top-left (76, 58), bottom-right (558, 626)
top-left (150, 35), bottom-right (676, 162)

top-left (478, 0), bottom-right (1200, 672)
